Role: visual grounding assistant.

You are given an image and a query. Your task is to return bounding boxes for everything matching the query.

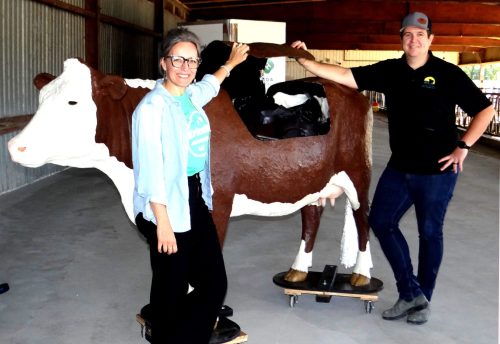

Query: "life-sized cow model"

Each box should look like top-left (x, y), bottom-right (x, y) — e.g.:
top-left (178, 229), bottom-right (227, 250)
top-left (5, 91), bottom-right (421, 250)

top-left (9, 45), bottom-right (374, 285)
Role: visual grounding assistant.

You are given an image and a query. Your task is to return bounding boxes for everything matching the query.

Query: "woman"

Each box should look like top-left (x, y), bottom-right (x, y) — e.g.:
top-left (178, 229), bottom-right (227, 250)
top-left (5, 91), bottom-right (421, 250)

top-left (132, 28), bottom-right (249, 343)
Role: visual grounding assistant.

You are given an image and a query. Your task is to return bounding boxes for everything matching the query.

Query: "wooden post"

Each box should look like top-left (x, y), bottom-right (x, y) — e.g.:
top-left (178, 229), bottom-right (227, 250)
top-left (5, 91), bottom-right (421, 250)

top-left (85, 0), bottom-right (99, 69)
top-left (153, 0), bottom-right (164, 77)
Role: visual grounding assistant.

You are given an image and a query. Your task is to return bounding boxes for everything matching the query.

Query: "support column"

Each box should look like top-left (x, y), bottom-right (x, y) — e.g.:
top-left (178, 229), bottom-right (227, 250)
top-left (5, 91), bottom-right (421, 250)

top-left (153, 0), bottom-right (164, 77)
top-left (85, 0), bottom-right (99, 69)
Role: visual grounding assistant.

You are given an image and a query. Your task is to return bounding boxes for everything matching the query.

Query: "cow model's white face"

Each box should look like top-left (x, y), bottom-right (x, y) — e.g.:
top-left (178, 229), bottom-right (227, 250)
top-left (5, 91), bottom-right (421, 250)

top-left (8, 59), bottom-right (108, 168)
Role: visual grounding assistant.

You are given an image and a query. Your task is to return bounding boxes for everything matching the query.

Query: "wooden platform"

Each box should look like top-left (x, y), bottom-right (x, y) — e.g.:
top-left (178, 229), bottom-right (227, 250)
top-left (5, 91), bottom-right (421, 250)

top-left (284, 287), bottom-right (379, 301)
top-left (273, 270), bottom-right (383, 312)
top-left (224, 331), bottom-right (248, 344)
top-left (136, 314), bottom-right (248, 343)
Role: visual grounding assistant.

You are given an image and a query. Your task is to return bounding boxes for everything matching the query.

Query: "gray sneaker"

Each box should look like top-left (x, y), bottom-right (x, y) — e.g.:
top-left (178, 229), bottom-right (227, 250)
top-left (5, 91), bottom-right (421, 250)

top-left (407, 305), bottom-right (431, 325)
top-left (382, 294), bottom-right (429, 320)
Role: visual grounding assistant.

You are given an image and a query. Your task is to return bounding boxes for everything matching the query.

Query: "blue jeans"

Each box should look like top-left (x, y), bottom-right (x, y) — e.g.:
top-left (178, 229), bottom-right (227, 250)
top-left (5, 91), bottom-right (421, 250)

top-left (368, 166), bottom-right (458, 301)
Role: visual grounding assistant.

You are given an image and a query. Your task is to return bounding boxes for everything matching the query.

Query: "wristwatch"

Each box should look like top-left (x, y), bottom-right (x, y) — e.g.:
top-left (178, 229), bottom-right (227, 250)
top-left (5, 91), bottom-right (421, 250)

top-left (457, 140), bottom-right (471, 149)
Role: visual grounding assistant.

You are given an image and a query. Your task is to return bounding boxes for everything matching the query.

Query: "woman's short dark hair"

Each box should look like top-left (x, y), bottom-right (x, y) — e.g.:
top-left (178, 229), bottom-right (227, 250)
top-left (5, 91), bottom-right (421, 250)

top-left (160, 27), bottom-right (202, 58)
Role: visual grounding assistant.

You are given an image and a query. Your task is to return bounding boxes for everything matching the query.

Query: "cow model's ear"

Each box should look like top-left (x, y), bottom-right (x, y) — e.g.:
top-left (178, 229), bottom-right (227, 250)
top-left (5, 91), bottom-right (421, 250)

top-left (34, 73), bottom-right (56, 90)
top-left (96, 75), bottom-right (128, 100)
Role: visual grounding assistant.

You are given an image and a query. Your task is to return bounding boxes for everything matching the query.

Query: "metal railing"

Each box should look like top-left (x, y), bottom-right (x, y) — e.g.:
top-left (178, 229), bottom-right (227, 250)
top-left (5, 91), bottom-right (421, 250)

top-left (364, 90), bottom-right (499, 138)
top-left (363, 91), bottom-right (386, 110)
top-left (456, 92), bottom-right (500, 137)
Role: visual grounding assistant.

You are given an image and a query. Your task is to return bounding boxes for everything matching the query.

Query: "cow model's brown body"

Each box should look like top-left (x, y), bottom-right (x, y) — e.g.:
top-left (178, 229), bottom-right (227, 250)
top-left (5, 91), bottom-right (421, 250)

top-left (208, 81), bottom-right (371, 250)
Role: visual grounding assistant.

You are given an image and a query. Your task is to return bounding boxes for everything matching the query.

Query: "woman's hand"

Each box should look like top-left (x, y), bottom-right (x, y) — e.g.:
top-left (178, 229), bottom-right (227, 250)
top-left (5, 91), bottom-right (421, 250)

top-left (150, 202), bottom-right (177, 254)
top-left (157, 221), bottom-right (177, 254)
top-left (225, 42), bottom-right (250, 70)
top-left (214, 42), bottom-right (250, 83)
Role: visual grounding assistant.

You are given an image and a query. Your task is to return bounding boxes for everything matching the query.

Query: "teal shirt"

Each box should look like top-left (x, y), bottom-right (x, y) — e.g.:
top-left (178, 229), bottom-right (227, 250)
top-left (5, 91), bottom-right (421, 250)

top-left (132, 75), bottom-right (219, 232)
top-left (176, 93), bottom-right (210, 176)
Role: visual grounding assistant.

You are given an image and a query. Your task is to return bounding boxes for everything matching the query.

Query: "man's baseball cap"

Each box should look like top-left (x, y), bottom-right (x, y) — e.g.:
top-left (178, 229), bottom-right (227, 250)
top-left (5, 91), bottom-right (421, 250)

top-left (400, 12), bottom-right (432, 33)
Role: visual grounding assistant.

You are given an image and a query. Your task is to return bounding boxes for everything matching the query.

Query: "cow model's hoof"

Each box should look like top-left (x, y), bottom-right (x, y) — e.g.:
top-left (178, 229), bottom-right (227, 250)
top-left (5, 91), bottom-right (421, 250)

top-left (350, 273), bottom-right (370, 287)
top-left (284, 268), bottom-right (308, 283)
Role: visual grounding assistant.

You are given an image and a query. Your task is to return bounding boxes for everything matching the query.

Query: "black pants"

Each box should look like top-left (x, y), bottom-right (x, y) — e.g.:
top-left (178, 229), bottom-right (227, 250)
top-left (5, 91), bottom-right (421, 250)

top-left (136, 174), bottom-right (227, 344)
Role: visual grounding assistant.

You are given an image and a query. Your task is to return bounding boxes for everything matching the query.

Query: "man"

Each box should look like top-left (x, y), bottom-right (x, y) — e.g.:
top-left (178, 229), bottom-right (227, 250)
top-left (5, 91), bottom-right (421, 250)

top-left (292, 12), bottom-right (495, 324)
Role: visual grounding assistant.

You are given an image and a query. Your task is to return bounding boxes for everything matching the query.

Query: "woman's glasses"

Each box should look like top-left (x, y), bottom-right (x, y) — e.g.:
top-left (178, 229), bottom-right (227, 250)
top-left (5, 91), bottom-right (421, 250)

top-left (166, 56), bottom-right (202, 69)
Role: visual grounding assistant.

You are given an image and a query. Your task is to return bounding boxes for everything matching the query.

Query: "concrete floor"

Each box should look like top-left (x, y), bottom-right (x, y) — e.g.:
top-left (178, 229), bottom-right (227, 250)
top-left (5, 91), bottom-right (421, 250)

top-left (1, 115), bottom-right (498, 344)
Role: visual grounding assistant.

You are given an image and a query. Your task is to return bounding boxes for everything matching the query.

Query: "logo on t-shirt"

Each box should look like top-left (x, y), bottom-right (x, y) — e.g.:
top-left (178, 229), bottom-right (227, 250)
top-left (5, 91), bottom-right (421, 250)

top-left (186, 110), bottom-right (210, 158)
top-left (422, 76), bottom-right (436, 89)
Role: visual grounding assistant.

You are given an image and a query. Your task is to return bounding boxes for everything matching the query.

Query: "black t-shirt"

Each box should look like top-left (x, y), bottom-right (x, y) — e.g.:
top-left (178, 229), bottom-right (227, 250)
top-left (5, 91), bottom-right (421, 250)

top-left (351, 52), bottom-right (491, 174)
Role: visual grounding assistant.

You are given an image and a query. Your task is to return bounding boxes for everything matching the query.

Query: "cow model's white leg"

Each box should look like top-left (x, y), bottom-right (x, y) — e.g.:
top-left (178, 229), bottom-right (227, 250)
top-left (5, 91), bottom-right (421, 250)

top-left (291, 239), bottom-right (312, 272)
top-left (352, 242), bottom-right (373, 279)
top-left (94, 157), bottom-right (135, 224)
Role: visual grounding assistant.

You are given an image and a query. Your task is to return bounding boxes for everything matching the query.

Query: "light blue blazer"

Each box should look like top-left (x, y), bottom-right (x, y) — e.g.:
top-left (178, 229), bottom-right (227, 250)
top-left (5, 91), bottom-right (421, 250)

top-left (132, 75), bottom-right (220, 232)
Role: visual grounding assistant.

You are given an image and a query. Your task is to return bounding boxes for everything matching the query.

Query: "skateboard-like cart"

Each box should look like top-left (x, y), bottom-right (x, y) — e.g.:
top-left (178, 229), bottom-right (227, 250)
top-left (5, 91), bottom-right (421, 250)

top-left (273, 265), bottom-right (383, 313)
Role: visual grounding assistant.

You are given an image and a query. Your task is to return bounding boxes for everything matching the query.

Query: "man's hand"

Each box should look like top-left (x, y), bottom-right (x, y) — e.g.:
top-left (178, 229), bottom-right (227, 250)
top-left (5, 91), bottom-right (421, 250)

top-left (438, 147), bottom-right (468, 173)
top-left (290, 40), bottom-right (308, 65)
top-left (291, 40), bottom-right (308, 50)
